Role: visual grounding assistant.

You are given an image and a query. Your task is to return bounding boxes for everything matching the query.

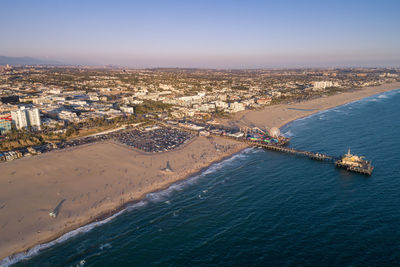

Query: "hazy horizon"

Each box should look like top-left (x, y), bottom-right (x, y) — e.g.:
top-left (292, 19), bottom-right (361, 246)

top-left (2, 0), bottom-right (400, 68)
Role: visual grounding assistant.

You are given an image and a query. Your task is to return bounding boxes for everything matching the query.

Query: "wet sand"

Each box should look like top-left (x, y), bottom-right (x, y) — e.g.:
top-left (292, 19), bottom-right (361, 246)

top-left (1, 81), bottom-right (400, 262)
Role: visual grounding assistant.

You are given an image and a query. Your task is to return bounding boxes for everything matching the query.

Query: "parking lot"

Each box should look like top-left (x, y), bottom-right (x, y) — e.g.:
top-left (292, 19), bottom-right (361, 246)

top-left (1, 126), bottom-right (194, 162)
top-left (57, 134), bottom-right (111, 149)
top-left (113, 128), bottom-right (193, 152)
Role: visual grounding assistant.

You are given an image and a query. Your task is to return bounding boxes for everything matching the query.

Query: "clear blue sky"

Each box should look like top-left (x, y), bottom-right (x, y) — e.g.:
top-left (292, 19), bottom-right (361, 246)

top-left (1, 0), bottom-right (399, 68)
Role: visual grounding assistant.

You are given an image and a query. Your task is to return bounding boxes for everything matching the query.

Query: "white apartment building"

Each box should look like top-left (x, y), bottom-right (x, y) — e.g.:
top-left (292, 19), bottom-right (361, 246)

top-left (58, 110), bottom-right (79, 122)
top-left (159, 84), bottom-right (174, 90)
top-left (11, 107), bottom-right (41, 130)
top-left (176, 93), bottom-right (205, 107)
top-left (228, 102), bottom-right (246, 113)
top-left (196, 103), bottom-right (214, 112)
top-left (214, 101), bottom-right (229, 109)
top-left (313, 81), bottom-right (334, 90)
top-left (120, 106), bottom-right (134, 114)
top-left (11, 108), bottom-right (28, 129)
top-left (33, 97), bottom-right (52, 105)
top-left (29, 108), bottom-right (41, 129)
top-left (49, 88), bottom-right (62, 94)
top-left (88, 93), bottom-right (100, 101)
top-left (379, 73), bottom-right (399, 78)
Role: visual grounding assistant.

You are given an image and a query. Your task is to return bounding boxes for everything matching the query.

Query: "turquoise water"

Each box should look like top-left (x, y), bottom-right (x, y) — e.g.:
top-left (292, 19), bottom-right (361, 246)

top-left (6, 89), bottom-right (400, 266)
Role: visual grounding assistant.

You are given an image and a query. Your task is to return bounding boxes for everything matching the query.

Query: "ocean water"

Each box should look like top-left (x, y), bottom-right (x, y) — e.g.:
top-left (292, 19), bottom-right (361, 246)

top-left (6, 89), bottom-right (400, 267)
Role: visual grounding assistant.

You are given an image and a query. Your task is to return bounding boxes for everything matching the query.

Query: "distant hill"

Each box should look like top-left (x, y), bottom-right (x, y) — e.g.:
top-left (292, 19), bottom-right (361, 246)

top-left (0, 56), bottom-right (60, 65)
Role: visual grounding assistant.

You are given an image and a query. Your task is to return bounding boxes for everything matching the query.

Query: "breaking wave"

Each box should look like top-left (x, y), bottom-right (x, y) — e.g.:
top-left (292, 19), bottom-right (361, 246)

top-left (146, 148), bottom-right (252, 202)
top-left (357, 88), bottom-right (400, 104)
top-left (378, 94), bottom-right (388, 99)
top-left (283, 88), bottom-right (400, 132)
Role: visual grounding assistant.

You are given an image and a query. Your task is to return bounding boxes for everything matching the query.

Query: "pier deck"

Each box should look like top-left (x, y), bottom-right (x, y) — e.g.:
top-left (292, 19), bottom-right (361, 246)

top-left (245, 140), bottom-right (338, 161)
top-left (242, 140), bottom-right (373, 175)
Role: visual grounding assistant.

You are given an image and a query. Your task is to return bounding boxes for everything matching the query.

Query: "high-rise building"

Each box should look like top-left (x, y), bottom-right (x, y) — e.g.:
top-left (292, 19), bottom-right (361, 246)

top-left (11, 108), bottom-right (28, 129)
top-left (28, 108), bottom-right (41, 129)
top-left (11, 107), bottom-right (41, 130)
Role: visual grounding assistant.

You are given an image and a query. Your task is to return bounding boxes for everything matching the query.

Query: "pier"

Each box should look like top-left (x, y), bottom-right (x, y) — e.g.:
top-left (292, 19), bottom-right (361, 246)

top-left (167, 122), bottom-right (373, 175)
top-left (238, 139), bottom-right (373, 175)
top-left (244, 140), bottom-right (338, 162)
top-left (223, 126), bottom-right (374, 175)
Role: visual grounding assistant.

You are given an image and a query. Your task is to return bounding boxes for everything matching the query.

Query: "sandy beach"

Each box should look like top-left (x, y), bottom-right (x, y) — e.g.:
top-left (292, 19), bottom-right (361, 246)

top-left (0, 137), bottom-right (247, 261)
top-left (1, 81), bottom-right (400, 262)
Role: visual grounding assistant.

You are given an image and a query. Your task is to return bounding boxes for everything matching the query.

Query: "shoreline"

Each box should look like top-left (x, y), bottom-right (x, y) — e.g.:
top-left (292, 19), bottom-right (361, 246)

top-left (0, 136), bottom-right (248, 264)
top-left (277, 84), bottom-right (400, 130)
top-left (220, 81), bottom-right (400, 130)
top-left (1, 145), bottom-right (249, 267)
top-left (1, 81), bottom-right (400, 265)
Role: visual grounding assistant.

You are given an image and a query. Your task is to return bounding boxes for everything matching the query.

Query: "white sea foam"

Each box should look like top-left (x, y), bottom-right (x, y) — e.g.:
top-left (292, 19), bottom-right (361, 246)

top-left (282, 130), bottom-right (294, 137)
top-left (76, 259), bottom-right (86, 267)
top-left (0, 200), bottom-right (145, 267)
top-left (0, 148), bottom-right (249, 266)
top-left (147, 149), bottom-right (250, 203)
top-left (202, 153), bottom-right (247, 175)
top-left (358, 89), bottom-right (400, 104)
top-left (246, 147), bottom-right (262, 154)
top-left (99, 243), bottom-right (112, 251)
top-left (7, 88), bottom-right (398, 266)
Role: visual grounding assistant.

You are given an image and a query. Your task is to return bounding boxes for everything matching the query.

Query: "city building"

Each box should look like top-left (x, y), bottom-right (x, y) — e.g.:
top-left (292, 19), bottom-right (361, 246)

top-left (28, 108), bottom-right (41, 130)
top-left (0, 114), bottom-right (12, 134)
top-left (256, 97), bottom-right (272, 105)
top-left (228, 102), bottom-right (246, 113)
top-left (11, 107), bottom-right (42, 130)
top-left (313, 81), bottom-right (334, 90)
top-left (120, 106), bottom-right (134, 114)
top-left (11, 108), bottom-right (28, 129)
top-left (379, 73), bottom-right (399, 78)
top-left (58, 110), bottom-right (79, 122)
